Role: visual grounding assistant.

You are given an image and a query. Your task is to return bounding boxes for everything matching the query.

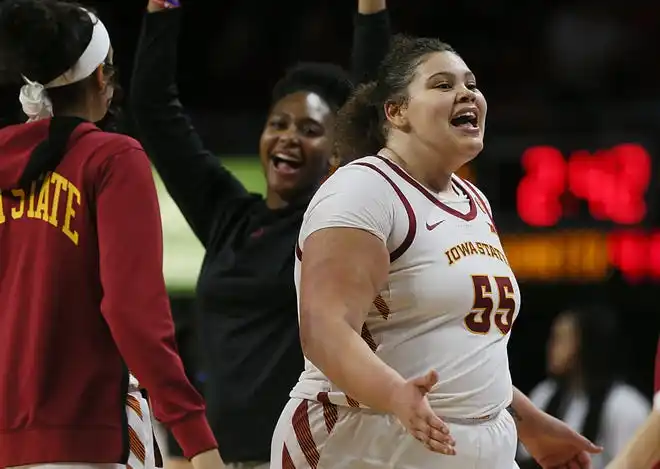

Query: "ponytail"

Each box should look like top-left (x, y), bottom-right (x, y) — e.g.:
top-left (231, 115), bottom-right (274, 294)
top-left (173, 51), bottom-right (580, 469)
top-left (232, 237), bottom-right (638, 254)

top-left (18, 115), bottom-right (86, 190)
top-left (334, 81), bottom-right (385, 165)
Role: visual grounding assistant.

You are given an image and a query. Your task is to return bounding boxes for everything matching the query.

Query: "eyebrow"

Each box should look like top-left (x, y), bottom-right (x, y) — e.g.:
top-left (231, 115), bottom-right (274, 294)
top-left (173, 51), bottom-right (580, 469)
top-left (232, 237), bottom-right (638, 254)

top-left (427, 71), bottom-right (476, 82)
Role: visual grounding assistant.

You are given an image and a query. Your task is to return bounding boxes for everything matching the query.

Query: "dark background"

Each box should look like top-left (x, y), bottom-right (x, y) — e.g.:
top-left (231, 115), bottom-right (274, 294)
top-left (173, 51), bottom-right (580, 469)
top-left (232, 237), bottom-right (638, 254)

top-left (1, 0), bottom-right (658, 397)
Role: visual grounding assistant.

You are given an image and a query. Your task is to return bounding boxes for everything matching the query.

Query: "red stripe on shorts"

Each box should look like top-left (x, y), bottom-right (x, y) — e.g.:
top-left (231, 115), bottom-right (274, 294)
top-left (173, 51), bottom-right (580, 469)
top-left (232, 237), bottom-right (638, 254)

top-left (316, 392), bottom-right (338, 434)
top-left (292, 400), bottom-right (320, 468)
top-left (282, 442), bottom-right (296, 469)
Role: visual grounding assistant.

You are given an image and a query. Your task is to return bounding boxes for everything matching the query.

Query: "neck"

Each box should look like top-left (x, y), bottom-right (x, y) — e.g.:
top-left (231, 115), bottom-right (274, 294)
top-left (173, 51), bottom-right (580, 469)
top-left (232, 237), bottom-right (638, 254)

top-left (382, 136), bottom-right (453, 193)
top-left (265, 191), bottom-right (288, 210)
top-left (55, 106), bottom-right (95, 123)
top-left (54, 92), bottom-right (99, 122)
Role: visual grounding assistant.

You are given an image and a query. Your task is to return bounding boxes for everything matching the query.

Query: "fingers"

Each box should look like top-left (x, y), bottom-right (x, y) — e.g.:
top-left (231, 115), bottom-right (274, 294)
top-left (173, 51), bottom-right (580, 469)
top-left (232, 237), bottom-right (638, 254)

top-left (567, 460), bottom-right (582, 469)
top-left (409, 412), bottom-right (455, 455)
top-left (426, 413), bottom-right (450, 436)
top-left (411, 370), bottom-right (439, 394)
top-left (576, 434), bottom-right (603, 454)
top-left (411, 427), bottom-right (456, 455)
top-left (575, 451), bottom-right (592, 469)
top-left (547, 453), bottom-right (591, 469)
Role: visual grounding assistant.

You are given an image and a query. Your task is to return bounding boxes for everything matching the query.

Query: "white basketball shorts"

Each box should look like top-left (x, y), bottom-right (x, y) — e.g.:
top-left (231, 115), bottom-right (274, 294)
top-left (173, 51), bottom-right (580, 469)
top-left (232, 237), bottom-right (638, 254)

top-left (270, 397), bottom-right (519, 469)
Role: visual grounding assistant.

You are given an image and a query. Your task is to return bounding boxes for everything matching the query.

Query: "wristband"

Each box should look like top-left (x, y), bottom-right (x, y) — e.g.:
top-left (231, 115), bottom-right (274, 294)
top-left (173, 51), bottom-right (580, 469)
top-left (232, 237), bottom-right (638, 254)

top-left (150, 0), bottom-right (180, 9)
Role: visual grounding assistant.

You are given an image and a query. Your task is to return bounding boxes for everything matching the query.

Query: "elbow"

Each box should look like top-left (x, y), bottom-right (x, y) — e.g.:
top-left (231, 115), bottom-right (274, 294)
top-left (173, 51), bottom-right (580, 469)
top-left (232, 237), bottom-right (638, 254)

top-left (299, 307), bottom-right (335, 362)
top-left (299, 306), bottom-right (351, 364)
top-left (299, 307), bottom-right (318, 360)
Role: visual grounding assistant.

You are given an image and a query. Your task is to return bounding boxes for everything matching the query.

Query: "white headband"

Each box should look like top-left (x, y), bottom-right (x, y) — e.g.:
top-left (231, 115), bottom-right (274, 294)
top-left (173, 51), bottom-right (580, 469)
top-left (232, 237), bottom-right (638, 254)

top-left (19, 9), bottom-right (111, 122)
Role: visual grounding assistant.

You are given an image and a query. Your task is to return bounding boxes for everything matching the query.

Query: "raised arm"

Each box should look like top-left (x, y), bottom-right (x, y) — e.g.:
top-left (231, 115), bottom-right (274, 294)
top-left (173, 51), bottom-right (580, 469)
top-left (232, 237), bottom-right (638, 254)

top-left (298, 165), bottom-right (454, 455)
top-left (130, 1), bottom-right (246, 246)
top-left (351, 0), bottom-right (390, 85)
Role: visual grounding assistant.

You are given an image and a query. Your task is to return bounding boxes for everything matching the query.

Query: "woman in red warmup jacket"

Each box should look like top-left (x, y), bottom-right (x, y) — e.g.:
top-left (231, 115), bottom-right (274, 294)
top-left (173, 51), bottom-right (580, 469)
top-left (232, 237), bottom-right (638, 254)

top-left (0, 1), bottom-right (223, 469)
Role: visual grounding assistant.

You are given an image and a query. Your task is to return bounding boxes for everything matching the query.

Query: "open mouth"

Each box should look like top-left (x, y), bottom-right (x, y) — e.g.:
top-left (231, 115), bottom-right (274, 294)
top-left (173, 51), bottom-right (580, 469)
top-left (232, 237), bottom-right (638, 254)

top-left (450, 110), bottom-right (479, 129)
top-left (271, 153), bottom-right (303, 171)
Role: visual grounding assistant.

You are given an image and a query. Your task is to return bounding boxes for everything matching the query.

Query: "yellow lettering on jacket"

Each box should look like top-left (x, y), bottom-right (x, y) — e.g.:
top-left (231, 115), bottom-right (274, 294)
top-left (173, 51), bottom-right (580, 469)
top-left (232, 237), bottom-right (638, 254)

top-left (0, 172), bottom-right (82, 245)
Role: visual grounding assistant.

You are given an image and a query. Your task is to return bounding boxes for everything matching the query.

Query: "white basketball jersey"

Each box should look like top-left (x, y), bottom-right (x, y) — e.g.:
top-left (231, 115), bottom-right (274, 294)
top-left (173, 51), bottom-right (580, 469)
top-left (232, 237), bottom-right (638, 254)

top-left (292, 155), bottom-right (521, 419)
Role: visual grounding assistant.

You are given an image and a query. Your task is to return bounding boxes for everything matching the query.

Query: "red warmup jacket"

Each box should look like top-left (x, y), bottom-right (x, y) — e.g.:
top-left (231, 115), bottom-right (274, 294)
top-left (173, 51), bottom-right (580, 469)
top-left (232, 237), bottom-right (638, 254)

top-left (655, 336), bottom-right (659, 404)
top-left (0, 120), bottom-right (216, 466)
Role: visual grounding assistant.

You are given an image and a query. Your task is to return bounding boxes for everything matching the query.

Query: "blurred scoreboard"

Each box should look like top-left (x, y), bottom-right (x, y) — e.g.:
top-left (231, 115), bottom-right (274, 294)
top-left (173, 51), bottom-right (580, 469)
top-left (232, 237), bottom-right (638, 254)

top-left (461, 135), bottom-right (660, 284)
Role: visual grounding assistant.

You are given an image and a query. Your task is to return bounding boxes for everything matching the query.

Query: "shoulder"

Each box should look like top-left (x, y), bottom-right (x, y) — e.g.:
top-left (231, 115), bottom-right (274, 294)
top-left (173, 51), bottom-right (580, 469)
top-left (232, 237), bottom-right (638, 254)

top-left (72, 131), bottom-right (153, 195)
top-left (79, 130), bottom-right (149, 173)
top-left (308, 157), bottom-right (400, 212)
top-left (80, 129), bottom-right (145, 158)
top-left (300, 156), bottom-right (400, 245)
top-left (322, 156), bottom-right (398, 190)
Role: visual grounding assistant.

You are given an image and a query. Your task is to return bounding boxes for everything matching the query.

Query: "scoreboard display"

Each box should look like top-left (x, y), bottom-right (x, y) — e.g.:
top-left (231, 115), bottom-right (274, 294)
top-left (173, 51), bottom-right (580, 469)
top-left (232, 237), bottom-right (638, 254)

top-left (461, 136), bottom-right (659, 284)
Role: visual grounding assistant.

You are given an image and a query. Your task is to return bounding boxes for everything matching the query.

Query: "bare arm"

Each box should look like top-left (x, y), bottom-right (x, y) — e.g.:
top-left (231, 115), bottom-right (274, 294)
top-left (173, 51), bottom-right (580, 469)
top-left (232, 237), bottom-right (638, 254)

top-left (507, 386), bottom-right (545, 439)
top-left (299, 227), bottom-right (406, 412)
top-left (606, 409), bottom-right (660, 469)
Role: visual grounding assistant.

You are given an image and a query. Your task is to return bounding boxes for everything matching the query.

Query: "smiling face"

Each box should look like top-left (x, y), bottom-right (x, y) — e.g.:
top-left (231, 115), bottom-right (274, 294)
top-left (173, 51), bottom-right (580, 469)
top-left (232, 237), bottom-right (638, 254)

top-left (388, 50), bottom-right (487, 170)
top-left (259, 91), bottom-right (335, 208)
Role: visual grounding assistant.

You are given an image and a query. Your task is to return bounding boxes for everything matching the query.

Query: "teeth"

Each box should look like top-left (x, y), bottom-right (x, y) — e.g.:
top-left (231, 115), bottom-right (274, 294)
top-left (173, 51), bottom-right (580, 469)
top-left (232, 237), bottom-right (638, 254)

top-left (454, 111), bottom-right (476, 120)
top-left (273, 153), bottom-right (301, 163)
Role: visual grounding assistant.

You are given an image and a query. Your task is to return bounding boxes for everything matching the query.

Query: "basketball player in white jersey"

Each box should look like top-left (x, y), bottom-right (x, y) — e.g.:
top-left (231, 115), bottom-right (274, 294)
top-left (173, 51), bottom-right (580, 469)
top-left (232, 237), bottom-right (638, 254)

top-left (270, 35), bottom-right (603, 469)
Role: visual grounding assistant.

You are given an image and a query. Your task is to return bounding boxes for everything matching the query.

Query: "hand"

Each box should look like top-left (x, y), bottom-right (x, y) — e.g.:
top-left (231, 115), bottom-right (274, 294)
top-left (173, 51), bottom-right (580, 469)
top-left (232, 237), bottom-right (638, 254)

top-left (388, 370), bottom-right (456, 455)
top-left (521, 412), bottom-right (603, 469)
top-left (358, 0), bottom-right (387, 15)
top-left (147, 0), bottom-right (180, 13)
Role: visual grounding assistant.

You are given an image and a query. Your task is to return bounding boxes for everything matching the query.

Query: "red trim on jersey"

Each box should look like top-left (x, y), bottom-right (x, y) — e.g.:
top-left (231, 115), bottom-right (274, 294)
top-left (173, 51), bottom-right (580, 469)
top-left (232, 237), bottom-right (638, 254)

top-left (352, 162), bottom-right (417, 262)
top-left (460, 178), bottom-right (498, 232)
top-left (295, 241), bottom-right (303, 261)
top-left (291, 400), bottom-right (320, 468)
top-left (374, 155), bottom-right (478, 222)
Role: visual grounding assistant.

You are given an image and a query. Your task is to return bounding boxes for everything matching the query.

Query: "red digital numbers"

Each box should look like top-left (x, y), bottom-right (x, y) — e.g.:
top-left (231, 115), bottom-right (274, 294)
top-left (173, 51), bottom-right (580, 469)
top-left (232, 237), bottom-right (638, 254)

top-left (517, 144), bottom-right (651, 227)
top-left (607, 231), bottom-right (660, 283)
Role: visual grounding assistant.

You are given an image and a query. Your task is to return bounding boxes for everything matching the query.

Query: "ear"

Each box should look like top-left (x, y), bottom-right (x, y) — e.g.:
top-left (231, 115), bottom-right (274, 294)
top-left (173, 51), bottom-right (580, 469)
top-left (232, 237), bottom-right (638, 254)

top-left (384, 99), bottom-right (410, 131)
top-left (93, 66), bottom-right (107, 94)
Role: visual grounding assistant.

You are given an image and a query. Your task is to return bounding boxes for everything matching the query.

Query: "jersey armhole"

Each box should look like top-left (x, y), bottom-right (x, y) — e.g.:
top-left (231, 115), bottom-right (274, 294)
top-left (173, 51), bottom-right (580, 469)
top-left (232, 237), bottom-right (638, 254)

top-left (458, 177), bottom-right (497, 228)
top-left (296, 162), bottom-right (417, 263)
top-left (350, 161), bottom-right (416, 262)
